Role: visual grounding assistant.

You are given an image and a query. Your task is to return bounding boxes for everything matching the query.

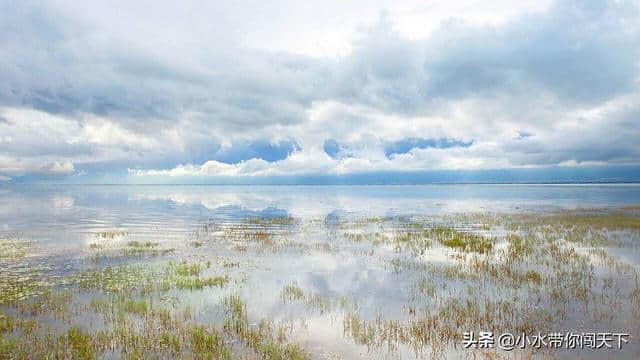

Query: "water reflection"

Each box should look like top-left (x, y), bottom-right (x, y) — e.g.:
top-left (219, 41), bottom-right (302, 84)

top-left (3, 184), bottom-right (640, 237)
top-left (0, 184), bottom-right (639, 359)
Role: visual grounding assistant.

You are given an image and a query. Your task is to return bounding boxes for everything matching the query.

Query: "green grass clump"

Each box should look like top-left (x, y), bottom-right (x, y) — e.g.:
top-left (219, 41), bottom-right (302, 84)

top-left (0, 312), bottom-right (14, 335)
top-left (95, 230), bottom-right (129, 239)
top-left (0, 338), bottom-right (17, 357)
top-left (343, 311), bottom-right (376, 348)
top-left (175, 276), bottom-right (229, 290)
top-left (159, 332), bottom-right (182, 355)
top-left (191, 325), bottom-right (232, 360)
top-left (429, 225), bottom-right (455, 237)
top-left (88, 239), bottom-right (174, 258)
top-left (66, 327), bottom-right (95, 360)
top-left (281, 283), bottom-right (305, 301)
top-left (120, 241), bottom-right (174, 257)
top-left (522, 270), bottom-right (542, 284)
top-left (167, 261), bottom-right (228, 290)
top-left (89, 298), bottom-right (110, 313)
top-left (257, 342), bottom-right (309, 360)
top-left (439, 231), bottom-right (493, 254)
top-left (506, 233), bottom-right (535, 260)
top-left (126, 241), bottom-right (158, 248)
top-left (72, 260), bottom-right (229, 296)
top-left (0, 264), bottom-right (49, 305)
top-left (393, 232), bottom-right (432, 255)
top-left (189, 241), bottom-right (204, 248)
top-left (70, 264), bottom-right (155, 293)
top-left (223, 294), bottom-right (248, 336)
top-left (0, 237), bottom-right (30, 259)
top-left (279, 283), bottom-right (330, 313)
top-left (122, 298), bottom-right (149, 316)
top-left (170, 261), bottom-right (208, 276)
top-left (552, 212), bottom-right (640, 230)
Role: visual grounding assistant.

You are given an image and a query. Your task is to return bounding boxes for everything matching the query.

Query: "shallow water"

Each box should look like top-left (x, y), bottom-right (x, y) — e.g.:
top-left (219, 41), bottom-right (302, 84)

top-left (3, 184), bottom-right (640, 248)
top-left (1, 184), bottom-right (640, 359)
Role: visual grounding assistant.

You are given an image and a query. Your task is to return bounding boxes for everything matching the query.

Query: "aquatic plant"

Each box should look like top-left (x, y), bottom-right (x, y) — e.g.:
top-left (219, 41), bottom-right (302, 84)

top-left (281, 283), bottom-right (305, 302)
top-left (438, 230), bottom-right (493, 254)
top-left (95, 230), bottom-right (130, 239)
top-left (0, 237), bottom-right (30, 259)
top-left (280, 283), bottom-right (331, 314)
top-left (1, 208), bottom-right (639, 359)
top-left (190, 325), bottom-right (231, 360)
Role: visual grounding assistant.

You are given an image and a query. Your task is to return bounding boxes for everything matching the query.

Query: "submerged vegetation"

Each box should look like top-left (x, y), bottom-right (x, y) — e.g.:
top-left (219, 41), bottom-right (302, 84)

top-left (95, 230), bottom-right (130, 239)
top-left (0, 236), bottom-right (31, 260)
top-left (89, 235), bottom-right (175, 260)
top-left (431, 226), bottom-right (494, 253)
top-left (1, 208), bottom-right (640, 358)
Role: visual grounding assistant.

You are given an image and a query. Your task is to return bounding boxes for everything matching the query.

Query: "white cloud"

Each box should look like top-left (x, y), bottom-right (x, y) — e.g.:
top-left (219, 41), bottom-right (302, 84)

top-left (0, 0), bottom-right (639, 181)
top-left (44, 160), bottom-right (75, 175)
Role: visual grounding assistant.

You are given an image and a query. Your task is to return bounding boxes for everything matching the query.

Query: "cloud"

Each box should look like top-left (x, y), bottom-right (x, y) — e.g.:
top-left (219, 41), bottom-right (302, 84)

top-left (384, 138), bottom-right (473, 158)
top-left (43, 161), bottom-right (75, 175)
top-left (0, 155), bottom-right (75, 177)
top-left (0, 1), bottom-right (325, 134)
top-left (516, 131), bottom-right (534, 140)
top-left (333, 0), bottom-right (640, 114)
top-left (0, 0), bottom-right (639, 182)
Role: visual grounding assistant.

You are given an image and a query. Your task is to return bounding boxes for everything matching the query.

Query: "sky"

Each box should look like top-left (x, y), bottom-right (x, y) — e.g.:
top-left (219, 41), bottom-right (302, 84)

top-left (0, 0), bottom-right (639, 184)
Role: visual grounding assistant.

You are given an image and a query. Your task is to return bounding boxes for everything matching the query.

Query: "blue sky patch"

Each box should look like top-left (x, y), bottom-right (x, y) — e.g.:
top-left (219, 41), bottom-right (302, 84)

top-left (384, 138), bottom-right (473, 158)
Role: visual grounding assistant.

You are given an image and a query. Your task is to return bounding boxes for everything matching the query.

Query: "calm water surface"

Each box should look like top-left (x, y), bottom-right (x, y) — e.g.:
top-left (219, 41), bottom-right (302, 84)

top-left (4, 183), bottom-right (640, 232)
top-left (1, 184), bottom-right (640, 359)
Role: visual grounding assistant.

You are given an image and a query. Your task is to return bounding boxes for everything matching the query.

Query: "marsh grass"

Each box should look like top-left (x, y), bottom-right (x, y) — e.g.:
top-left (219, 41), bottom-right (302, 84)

top-left (432, 227), bottom-right (494, 254)
top-left (280, 283), bottom-right (331, 314)
top-left (171, 260), bottom-right (208, 276)
top-left (350, 210), bottom-right (640, 357)
top-left (88, 238), bottom-right (175, 260)
top-left (416, 277), bottom-right (436, 297)
top-left (0, 260), bottom-right (307, 358)
top-left (0, 312), bottom-right (14, 334)
top-left (1, 209), bottom-right (639, 359)
top-left (0, 263), bottom-right (50, 305)
top-left (345, 225), bottom-right (493, 255)
top-left (222, 294), bottom-right (310, 360)
top-left (246, 216), bottom-right (295, 226)
top-left (174, 275), bottom-right (229, 290)
top-left (189, 240), bottom-right (204, 248)
top-left (281, 283), bottom-right (305, 302)
top-left (224, 225), bottom-right (280, 249)
top-left (121, 241), bottom-right (174, 257)
top-left (343, 297), bottom-right (554, 356)
top-left (190, 325), bottom-right (231, 359)
top-left (192, 217), bottom-right (302, 252)
top-left (0, 237), bottom-right (30, 259)
top-left (505, 233), bottom-right (536, 260)
top-left (95, 230), bottom-right (130, 239)
top-left (393, 232), bottom-right (433, 255)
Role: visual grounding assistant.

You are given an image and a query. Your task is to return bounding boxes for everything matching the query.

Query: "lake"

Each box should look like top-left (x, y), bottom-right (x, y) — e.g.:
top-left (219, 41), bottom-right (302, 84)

top-left (1, 184), bottom-right (639, 359)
